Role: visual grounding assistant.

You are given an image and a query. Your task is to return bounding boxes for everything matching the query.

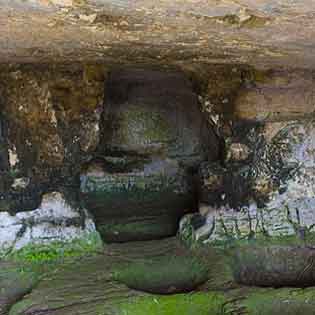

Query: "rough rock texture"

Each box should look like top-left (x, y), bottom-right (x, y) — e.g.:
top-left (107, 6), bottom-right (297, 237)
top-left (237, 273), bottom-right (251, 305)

top-left (1, 0), bottom-right (315, 71)
top-left (7, 237), bottom-right (315, 315)
top-left (80, 69), bottom-right (218, 242)
top-left (102, 69), bottom-right (217, 165)
top-left (0, 64), bottom-right (105, 214)
top-left (233, 70), bottom-right (315, 121)
top-left (2, 0), bottom-right (315, 305)
top-left (81, 160), bottom-right (194, 242)
top-left (9, 238), bottom-right (185, 315)
top-left (0, 261), bottom-right (37, 315)
top-left (180, 119), bottom-right (315, 244)
top-left (0, 192), bottom-right (96, 254)
top-left (233, 245), bottom-right (315, 287)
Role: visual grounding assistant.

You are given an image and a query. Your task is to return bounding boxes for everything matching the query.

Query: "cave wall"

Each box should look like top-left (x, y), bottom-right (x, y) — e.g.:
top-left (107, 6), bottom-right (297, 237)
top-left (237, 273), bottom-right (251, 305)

top-left (180, 69), bottom-right (315, 245)
top-left (0, 63), bottom-right (315, 252)
top-left (0, 64), bottom-right (106, 252)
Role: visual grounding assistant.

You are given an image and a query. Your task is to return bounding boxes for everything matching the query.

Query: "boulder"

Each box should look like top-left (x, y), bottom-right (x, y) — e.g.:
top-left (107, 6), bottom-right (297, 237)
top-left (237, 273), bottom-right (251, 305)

top-left (233, 245), bottom-right (315, 287)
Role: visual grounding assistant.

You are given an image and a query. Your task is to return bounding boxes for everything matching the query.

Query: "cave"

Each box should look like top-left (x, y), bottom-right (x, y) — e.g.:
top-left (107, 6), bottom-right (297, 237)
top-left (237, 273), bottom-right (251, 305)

top-left (80, 68), bottom-right (220, 242)
top-left (3, 1), bottom-right (315, 312)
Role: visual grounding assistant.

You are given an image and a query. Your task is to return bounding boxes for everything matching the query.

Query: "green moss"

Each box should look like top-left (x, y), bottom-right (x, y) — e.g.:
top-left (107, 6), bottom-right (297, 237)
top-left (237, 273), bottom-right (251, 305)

top-left (82, 172), bottom-right (183, 194)
top-left (192, 228), bottom-right (315, 250)
top-left (98, 216), bottom-right (178, 242)
top-left (193, 246), bottom-right (236, 291)
top-left (220, 232), bottom-right (315, 249)
top-left (116, 292), bottom-right (228, 315)
top-left (243, 288), bottom-right (315, 315)
top-left (7, 232), bottom-right (103, 264)
top-left (112, 255), bottom-right (209, 294)
top-left (119, 106), bottom-right (173, 149)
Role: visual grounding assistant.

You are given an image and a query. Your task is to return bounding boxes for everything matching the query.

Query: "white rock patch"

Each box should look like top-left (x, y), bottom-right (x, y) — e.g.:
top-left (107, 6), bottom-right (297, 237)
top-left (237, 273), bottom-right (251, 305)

top-left (0, 191), bottom-right (96, 253)
top-left (180, 121), bottom-right (315, 244)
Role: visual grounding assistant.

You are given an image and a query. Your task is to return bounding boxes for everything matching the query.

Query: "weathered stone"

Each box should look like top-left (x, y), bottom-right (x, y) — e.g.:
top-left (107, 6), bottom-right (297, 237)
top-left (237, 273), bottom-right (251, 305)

top-left (9, 238), bottom-right (187, 315)
top-left (80, 159), bottom-right (194, 242)
top-left (0, 191), bottom-right (96, 254)
top-left (232, 245), bottom-right (315, 287)
top-left (102, 69), bottom-right (218, 166)
top-left (0, 64), bottom-right (105, 213)
top-left (0, 261), bottom-right (37, 315)
top-left (113, 255), bottom-right (209, 294)
top-left (180, 119), bottom-right (315, 245)
top-left (234, 70), bottom-right (315, 121)
top-left (1, 1), bottom-right (315, 71)
top-left (80, 69), bottom-right (218, 242)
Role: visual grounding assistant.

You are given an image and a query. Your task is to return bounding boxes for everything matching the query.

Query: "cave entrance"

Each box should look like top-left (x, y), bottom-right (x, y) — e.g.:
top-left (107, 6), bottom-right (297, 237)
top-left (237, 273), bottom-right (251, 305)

top-left (80, 68), bottom-right (219, 243)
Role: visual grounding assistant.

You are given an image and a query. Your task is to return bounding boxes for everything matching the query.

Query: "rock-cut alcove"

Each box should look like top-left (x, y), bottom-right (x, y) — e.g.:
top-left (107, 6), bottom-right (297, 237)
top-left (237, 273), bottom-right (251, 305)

top-left (3, 1), bottom-right (315, 313)
top-left (80, 68), bottom-right (220, 243)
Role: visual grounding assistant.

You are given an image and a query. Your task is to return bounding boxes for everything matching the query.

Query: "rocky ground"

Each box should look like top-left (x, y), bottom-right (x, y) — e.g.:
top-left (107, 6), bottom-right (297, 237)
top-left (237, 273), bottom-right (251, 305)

top-left (2, 1), bottom-right (315, 314)
top-left (2, 237), bottom-right (315, 315)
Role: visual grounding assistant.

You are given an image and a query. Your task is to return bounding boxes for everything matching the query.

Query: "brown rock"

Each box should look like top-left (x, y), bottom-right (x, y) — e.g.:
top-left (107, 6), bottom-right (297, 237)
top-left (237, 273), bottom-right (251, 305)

top-left (234, 70), bottom-right (315, 121)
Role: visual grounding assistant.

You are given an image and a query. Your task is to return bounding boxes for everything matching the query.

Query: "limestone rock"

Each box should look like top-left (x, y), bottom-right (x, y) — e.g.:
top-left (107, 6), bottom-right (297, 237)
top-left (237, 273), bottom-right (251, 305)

top-left (180, 119), bottom-right (315, 245)
top-left (80, 159), bottom-right (194, 242)
top-left (102, 69), bottom-right (218, 166)
top-left (2, 1), bottom-right (315, 70)
top-left (234, 70), bottom-right (315, 121)
top-left (0, 262), bottom-right (37, 315)
top-left (0, 64), bottom-right (105, 213)
top-left (232, 245), bottom-right (315, 287)
top-left (0, 191), bottom-right (96, 254)
top-left (80, 69), bottom-right (218, 242)
top-left (0, 65), bottom-right (105, 166)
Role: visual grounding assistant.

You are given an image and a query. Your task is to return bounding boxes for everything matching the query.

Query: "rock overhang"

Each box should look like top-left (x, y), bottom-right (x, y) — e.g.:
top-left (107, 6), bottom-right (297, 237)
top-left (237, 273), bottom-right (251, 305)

top-left (1, 0), bottom-right (315, 70)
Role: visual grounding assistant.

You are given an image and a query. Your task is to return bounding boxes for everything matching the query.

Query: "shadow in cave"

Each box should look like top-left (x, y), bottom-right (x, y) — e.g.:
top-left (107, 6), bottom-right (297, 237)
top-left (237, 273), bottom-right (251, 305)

top-left (80, 67), bottom-right (220, 243)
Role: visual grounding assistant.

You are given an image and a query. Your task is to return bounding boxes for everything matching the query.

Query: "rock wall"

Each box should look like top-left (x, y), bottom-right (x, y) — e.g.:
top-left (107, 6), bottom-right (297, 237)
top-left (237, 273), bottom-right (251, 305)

top-left (0, 64), bottom-right (106, 214)
top-left (180, 69), bottom-right (315, 246)
top-left (81, 69), bottom-right (219, 242)
top-left (1, 63), bottom-right (315, 252)
top-left (0, 65), bottom-right (219, 249)
top-left (0, 64), bottom-right (105, 253)
top-left (0, 191), bottom-right (96, 254)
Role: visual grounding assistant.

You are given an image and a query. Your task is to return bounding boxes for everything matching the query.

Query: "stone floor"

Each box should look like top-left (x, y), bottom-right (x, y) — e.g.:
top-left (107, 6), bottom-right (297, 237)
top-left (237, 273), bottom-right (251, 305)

top-left (3, 237), bottom-right (315, 315)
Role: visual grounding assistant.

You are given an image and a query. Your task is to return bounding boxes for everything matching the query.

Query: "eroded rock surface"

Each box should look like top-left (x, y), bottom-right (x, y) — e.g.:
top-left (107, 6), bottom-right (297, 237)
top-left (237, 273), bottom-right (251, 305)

top-left (81, 69), bottom-right (219, 242)
top-left (0, 261), bottom-right (37, 315)
top-left (9, 238), bottom-right (186, 315)
top-left (0, 192), bottom-right (96, 254)
top-left (233, 245), bottom-right (315, 287)
top-left (180, 119), bottom-right (315, 244)
top-left (2, 0), bottom-right (315, 70)
top-left (0, 64), bottom-right (105, 214)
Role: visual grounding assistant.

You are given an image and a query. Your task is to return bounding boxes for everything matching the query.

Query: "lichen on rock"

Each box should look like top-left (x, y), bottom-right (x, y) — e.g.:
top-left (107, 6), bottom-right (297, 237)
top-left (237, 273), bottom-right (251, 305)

top-left (0, 64), bottom-right (106, 214)
top-left (180, 119), bottom-right (315, 246)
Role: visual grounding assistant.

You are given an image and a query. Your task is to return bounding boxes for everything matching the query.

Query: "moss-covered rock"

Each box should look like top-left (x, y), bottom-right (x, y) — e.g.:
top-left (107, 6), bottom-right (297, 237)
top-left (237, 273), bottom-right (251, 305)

top-left (180, 120), bottom-right (315, 247)
top-left (239, 287), bottom-right (315, 315)
top-left (112, 255), bottom-right (209, 294)
top-left (0, 192), bottom-right (98, 254)
top-left (115, 292), bottom-right (228, 315)
top-left (0, 64), bottom-right (106, 214)
top-left (81, 159), bottom-right (195, 242)
top-left (79, 69), bottom-right (219, 243)
top-left (232, 244), bottom-right (315, 287)
top-left (0, 261), bottom-right (38, 315)
top-left (102, 69), bottom-right (218, 166)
